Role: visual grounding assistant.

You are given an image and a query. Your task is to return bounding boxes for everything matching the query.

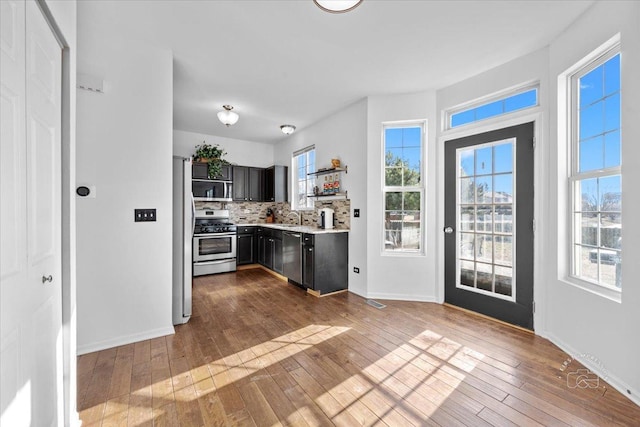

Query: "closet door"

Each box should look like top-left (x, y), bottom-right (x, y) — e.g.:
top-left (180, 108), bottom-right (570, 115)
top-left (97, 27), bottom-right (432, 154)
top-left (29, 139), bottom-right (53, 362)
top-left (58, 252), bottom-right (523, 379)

top-left (1, 1), bottom-right (63, 425)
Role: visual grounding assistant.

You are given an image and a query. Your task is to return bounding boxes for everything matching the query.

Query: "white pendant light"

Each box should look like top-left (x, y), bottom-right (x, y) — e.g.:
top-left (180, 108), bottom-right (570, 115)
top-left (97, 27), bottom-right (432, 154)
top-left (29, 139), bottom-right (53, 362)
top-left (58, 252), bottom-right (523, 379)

top-left (280, 124), bottom-right (296, 135)
top-left (217, 105), bottom-right (239, 127)
top-left (314, 0), bottom-right (363, 13)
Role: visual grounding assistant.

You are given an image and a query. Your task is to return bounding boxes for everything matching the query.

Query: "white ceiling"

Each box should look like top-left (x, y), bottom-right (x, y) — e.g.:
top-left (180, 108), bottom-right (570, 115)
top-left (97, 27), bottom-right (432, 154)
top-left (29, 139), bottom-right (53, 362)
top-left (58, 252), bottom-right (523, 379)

top-left (78, 0), bottom-right (594, 144)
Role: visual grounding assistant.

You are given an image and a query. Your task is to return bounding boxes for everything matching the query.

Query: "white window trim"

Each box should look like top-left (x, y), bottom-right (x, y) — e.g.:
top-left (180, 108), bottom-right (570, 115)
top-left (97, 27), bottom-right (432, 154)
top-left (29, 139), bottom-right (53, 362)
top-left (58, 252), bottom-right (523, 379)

top-left (292, 145), bottom-right (315, 211)
top-left (381, 120), bottom-right (426, 256)
top-left (561, 34), bottom-right (622, 300)
top-left (443, 81), bottom-right (540, 132)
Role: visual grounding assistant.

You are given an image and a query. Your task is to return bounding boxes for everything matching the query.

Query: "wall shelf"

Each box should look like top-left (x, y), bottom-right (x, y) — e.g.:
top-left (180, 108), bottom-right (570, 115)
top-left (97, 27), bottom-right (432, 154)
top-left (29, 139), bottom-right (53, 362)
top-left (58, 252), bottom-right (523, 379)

top-left (307, 166), bottom-right (348, 176)
top-left (308, 191), bottom-right (348, 199)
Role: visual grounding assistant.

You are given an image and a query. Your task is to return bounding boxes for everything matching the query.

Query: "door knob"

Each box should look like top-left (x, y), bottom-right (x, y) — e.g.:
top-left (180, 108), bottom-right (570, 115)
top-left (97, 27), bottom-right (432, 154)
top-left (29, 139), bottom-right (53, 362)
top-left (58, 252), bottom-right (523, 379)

top-left (42, 275), bottom-right (53, 284)
top-left (444, 226), bottom-right (454, 234)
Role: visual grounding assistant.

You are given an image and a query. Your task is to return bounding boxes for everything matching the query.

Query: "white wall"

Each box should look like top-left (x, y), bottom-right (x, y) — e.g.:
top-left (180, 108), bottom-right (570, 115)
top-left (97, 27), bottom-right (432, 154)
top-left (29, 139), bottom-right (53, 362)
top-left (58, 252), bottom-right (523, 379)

top-left (173, 129), bottom-right (274, 167)
top-left (366, 91), bottom-right (438, 301)
top-left (273, 100), bottom-right (369, 297)
top-left (76, 32), bottom-right (174, 354)
top-left (546, 0), bottom-right (640, 404)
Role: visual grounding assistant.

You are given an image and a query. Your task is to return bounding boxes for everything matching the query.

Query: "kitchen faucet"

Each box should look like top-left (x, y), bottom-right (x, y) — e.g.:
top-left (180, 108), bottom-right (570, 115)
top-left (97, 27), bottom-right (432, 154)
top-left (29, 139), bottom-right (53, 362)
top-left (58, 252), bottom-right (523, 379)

top-left (286, 211), bottom-right (302, 225)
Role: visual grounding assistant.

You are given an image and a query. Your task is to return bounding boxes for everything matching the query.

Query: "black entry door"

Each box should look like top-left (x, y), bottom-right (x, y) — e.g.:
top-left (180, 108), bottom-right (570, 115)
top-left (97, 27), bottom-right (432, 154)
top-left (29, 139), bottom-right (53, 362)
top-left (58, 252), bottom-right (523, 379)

top-left (444, 122), bottom-right (534, 329)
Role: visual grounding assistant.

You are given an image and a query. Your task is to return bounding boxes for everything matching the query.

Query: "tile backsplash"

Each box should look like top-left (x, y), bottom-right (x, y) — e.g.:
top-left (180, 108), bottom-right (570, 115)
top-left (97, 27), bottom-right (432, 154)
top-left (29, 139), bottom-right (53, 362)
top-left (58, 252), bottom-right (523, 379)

top-left (195, 199), bottom-right (350, 229)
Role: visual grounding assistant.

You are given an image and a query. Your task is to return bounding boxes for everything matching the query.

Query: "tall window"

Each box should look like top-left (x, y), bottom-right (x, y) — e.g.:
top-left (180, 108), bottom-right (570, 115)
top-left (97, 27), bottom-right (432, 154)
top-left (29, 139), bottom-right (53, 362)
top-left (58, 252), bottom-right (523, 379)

top-left (570, 49), bottom-right (621, 290)
top-left (383, 122), bottom-right (425, 253)
top-left (293, 146), bottom-right (315, 210)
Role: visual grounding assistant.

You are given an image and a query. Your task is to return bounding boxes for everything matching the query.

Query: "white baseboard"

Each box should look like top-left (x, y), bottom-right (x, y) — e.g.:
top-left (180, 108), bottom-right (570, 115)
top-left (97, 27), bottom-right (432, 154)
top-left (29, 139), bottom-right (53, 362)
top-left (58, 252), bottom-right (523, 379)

top-left (365, 292), bottom-right (437, 303)
top-left (545, 332), bottom-right (640, 407)
top-left (76, 325), bottom-right (175, 355)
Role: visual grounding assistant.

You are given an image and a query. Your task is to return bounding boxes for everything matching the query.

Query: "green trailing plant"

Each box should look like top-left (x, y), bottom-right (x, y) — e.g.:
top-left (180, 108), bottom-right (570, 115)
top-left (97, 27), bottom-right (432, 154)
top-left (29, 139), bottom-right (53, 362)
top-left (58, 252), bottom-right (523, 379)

top-left (194, 142), bottom-right (229, 179)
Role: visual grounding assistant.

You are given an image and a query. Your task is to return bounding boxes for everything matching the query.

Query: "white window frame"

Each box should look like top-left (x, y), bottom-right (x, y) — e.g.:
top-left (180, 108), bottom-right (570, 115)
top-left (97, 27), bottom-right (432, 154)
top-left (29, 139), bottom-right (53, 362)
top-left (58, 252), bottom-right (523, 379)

top-left (568, 43), bottom-right (622, 294)
top-left (292, 145), bottom-right (315, 211)
top-left (382, 121), bottom-right (426, 255)
top-left (444, 82), bottom-right (539, 131)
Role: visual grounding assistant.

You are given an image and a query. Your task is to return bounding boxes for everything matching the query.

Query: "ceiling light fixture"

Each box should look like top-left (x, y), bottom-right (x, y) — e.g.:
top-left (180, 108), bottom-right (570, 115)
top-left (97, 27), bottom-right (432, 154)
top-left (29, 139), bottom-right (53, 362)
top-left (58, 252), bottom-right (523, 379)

top-left (280, 124), bottom-right (296, 135)
top-left (217, 105), bottom-right (239, 127)
top-left (313, 0), bottom-right (363, 13)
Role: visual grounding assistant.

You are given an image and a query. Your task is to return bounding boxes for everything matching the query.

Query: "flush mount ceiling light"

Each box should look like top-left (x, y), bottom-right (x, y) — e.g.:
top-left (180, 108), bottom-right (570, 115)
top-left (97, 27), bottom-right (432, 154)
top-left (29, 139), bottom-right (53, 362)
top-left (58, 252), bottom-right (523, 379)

top-left (280, 124), bottom-right (296, 135)
top-left (217, 105), bottom-right (239, 127)
top-left (314, 0), bottom-right (363, 13)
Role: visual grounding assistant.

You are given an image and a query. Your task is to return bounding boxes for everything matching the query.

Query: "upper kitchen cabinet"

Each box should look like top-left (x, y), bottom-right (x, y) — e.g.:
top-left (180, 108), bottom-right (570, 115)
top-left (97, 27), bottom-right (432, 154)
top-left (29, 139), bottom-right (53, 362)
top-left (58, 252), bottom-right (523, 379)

top-left (193, 162), bottom-right (232, 181)
top-left (265, 165), bottom-right (288, 202)
top-left (232, 166), bottom-right (263, 202)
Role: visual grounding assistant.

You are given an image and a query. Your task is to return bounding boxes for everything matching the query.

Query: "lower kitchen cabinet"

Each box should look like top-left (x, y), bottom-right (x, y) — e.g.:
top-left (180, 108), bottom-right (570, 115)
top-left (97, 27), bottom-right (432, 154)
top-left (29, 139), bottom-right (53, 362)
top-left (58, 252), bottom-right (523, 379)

top-left (258, 228), bottom-right (283, 274)
top-left (236, 226), bottom-right (257, 265)
top-left (302, 232), bottom-right (348, 294)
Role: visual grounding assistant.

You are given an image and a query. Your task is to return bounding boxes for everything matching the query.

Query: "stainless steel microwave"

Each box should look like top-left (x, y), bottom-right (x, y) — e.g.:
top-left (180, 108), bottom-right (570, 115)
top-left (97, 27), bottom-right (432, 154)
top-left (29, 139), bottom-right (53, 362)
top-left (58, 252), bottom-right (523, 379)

top-left (192, 179), bottom-right (232, 202)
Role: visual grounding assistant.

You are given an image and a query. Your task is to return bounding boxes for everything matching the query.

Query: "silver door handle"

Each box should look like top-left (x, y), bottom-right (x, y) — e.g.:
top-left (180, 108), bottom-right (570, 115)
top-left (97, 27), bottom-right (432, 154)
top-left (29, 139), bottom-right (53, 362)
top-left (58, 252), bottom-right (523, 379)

top-left (42, 275), bottom-right (53, 284)
top-left (444, 226), bottom-right (454, 234)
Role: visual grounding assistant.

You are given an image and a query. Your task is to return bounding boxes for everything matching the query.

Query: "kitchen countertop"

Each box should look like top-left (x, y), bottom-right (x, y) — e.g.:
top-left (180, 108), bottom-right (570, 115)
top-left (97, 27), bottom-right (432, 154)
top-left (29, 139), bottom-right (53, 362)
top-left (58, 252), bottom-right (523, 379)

top-left (236, 223), bottom-right (349, 234)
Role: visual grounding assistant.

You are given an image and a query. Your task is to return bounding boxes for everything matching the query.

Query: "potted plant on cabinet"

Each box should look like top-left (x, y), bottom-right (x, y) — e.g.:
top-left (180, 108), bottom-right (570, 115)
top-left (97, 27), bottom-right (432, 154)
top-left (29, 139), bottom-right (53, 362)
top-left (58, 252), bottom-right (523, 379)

top-left (194, 142), bottom-right (229, 179)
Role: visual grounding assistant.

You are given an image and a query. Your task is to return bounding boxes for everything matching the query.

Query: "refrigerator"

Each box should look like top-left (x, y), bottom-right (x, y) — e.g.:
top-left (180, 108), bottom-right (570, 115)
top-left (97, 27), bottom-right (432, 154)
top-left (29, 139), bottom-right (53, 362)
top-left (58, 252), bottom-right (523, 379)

top-left (172, 156), bottom-right (195, 325)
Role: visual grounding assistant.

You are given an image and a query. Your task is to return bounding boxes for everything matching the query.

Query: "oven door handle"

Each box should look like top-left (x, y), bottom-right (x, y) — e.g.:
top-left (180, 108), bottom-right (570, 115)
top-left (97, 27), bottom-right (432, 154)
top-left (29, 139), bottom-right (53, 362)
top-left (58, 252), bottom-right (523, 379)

top-left (194, 232), bottom-right (237, 238)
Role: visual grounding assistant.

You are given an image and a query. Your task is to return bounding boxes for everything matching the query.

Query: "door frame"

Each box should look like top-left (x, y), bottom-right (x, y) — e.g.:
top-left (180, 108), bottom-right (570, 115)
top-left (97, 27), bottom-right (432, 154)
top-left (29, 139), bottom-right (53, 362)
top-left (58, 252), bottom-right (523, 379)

top-left (437, 111), bottom-right (545, 331)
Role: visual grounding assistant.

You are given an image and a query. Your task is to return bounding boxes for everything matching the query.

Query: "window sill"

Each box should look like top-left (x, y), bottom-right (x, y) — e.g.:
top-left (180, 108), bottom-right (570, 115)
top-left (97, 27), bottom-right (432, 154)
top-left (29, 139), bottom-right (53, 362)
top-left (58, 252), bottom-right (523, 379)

top-left (560, 276), bottom-right (621, 304)
top-left (381, 250), bottom-right (425, 258)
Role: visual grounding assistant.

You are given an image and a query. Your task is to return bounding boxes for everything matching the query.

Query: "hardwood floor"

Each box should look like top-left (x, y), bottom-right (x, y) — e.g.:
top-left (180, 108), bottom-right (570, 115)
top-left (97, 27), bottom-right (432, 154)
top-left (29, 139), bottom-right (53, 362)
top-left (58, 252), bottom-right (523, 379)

top-left (78, 268), bottom-right (640, 426)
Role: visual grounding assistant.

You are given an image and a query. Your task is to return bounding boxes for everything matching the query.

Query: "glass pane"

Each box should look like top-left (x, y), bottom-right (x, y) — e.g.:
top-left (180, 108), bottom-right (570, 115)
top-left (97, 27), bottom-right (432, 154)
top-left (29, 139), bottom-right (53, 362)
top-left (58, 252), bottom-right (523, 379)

top-left (494, 174), bottom-right (513, 203)
top-left (580, 101), bottom-right (604, 140)
top-left (402, 216), bottom-right (421, 250)
top-left (601, 213), bottom-right (621, 249)
top-left (577, 212), bottom-right (598, 246)
top-left (579, 136), bottom-right (604, 172)
top-left (604, 93), bottom-right (620, 132)
top-left (476, 263), bottom-right (493, 291)
top-left (451, 109), bottom-right (475, 128)
top-left (494, 143), bottom-right (513, 173)
top-left (403, 147), bottom-right (421, 185)
top-left (460, 149), bottom-right (474, 176)
top-left (577, 178), bottom-right (598, 211)
top-left (404, 192), bottom-right (421, 210)
top-left (403, 127), bottom-right (422, 147)
top-left (604, 54), bottom-right (620, 96)
top-left (476, 205), bottom-right (492, 232)
top-left (385, 192), bottom-right (402, 210)
top-left (577, 245), bottom-right (599, 282)
top-left (580, 65), bottom-right (603, 107)
top-left (460, 233), bottom-right (475, 261)
top-left (385, 128), bottom-right (404, 148)
top-left (494, 235), bottom-right (513, 267)
top-left (385, 148), bottom-right (403, 167)
top-left (476, 176), bottom-right (492, 204)
top-left (385, 230), bottom-right (400, 250)
top-left (600, 250), bottom-right (621, 288)
top-left (460, 206), bottom-right (475, 232)
top-left (460, 178), bottom-right (475, 204)
top-left (475, 147), bottom-right (492, 175)
top-left (475, 100), bottom-right (503, 121)
top-left (476, 234), bottom-right (493, 264)
top-left (495, 266), bottom-right (513, 296)
top-left (600, 175), bottom-right (621, 212)
top-left (604, 130), bottom-right (621, 168)
top-left (504, 89), bottom-right (537, 112)
top-left (385, 167), bottom-right (402, 186)
top-left (459, 260), bottom-right (475, 287)
top-left (494, 205), bottom-right (512, 233)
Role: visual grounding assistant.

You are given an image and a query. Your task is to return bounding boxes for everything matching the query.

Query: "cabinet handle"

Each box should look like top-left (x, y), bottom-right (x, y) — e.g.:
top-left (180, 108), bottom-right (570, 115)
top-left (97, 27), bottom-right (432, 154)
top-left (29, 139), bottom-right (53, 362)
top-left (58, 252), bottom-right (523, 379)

top-left (308, 248), bottom-right (313, 252)
top-left (42, 275), bottom-right (53, 284)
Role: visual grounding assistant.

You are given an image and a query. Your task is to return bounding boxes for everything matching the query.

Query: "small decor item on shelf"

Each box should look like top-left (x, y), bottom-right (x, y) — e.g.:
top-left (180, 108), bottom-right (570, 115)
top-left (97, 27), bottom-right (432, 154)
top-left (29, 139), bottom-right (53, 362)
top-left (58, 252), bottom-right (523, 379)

top-left (313, 185), bottom-right (320, 196)
top-left (194, 142), bottom-right (228, 179)
top-left (333, 173), bottom-right (340, 193)
top-left (331, 158), bottom-right (341, 168)
top-left (323, 176), bottom-right (329, 194)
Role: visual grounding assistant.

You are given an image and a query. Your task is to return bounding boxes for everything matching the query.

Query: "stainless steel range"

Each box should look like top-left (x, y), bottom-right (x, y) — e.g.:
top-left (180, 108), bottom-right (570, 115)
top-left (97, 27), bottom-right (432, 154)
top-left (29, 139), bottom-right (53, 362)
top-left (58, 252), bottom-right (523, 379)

top-left (193, 209), bottom-right (237, 276)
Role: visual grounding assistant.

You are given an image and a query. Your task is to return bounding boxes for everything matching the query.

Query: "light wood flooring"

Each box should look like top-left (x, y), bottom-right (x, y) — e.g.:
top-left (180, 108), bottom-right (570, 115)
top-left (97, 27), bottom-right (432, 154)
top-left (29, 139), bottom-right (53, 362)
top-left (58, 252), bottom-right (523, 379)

top-left (78, 268), bottom-right (640, 426)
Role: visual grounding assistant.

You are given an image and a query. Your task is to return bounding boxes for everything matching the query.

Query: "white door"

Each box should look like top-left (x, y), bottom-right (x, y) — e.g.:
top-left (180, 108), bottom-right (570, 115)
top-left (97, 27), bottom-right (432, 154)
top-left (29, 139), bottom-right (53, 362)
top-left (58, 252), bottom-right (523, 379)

top-left (1, 1), bottom-right (63, 425)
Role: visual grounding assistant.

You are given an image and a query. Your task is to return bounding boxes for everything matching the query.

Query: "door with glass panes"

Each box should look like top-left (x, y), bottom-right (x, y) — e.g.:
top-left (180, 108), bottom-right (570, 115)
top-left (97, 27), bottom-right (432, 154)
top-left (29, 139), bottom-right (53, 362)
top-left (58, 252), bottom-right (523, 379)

top-left (444, 122), bottom-right (534, 329)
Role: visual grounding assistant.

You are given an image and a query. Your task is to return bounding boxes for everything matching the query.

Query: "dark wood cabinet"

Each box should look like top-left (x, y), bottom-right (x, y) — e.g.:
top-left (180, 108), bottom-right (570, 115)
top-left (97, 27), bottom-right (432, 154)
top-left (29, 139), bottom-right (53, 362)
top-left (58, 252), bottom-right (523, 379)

top-left (302, 232), bottom-right (348, 294)
top-left (257, 227), bottom-right (283, 273)
top-left (236, 226), bottom-right (257, 265)
top-left (232, 166), bottom-right (264, 201)
top-left (194, 162), bottom-right (232, 181)
top-left (264, 165), bottom-right (288, 202)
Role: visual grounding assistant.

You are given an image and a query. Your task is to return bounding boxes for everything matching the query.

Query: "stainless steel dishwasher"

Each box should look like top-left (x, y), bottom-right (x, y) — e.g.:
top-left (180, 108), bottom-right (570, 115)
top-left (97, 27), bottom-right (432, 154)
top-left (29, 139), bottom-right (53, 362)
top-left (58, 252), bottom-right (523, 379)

top-left (283, 231), bottom-right (302, 284)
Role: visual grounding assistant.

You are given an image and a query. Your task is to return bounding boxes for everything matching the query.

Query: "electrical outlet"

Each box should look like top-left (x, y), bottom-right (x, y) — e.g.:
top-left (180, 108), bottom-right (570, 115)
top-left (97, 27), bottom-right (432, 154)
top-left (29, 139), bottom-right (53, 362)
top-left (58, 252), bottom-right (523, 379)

top-left (353, 267), bottom-right (360, 273)
top-left (135, 209), bottom-right (157, 222)
top-left (354, 208), bottom-right (360, 218)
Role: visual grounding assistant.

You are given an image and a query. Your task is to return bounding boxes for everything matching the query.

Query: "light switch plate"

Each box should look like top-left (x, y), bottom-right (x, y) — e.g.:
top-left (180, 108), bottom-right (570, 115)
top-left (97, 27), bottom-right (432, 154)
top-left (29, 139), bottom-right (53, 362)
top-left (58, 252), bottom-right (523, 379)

top-left (135, 209), bottom-right (157, 222)
top-left (354, 208), bottom-right (360, 218)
